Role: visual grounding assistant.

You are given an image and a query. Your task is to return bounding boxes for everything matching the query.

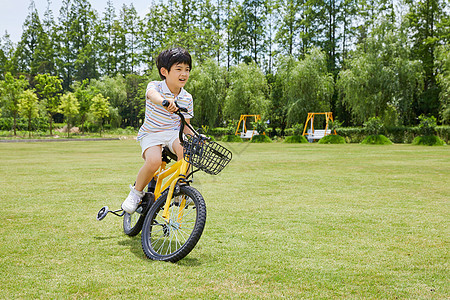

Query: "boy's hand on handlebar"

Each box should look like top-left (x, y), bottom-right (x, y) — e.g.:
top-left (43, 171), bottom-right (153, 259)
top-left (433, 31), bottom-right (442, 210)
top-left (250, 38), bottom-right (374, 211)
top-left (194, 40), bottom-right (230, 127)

top-left (162, 98), bottom-right (178, 113)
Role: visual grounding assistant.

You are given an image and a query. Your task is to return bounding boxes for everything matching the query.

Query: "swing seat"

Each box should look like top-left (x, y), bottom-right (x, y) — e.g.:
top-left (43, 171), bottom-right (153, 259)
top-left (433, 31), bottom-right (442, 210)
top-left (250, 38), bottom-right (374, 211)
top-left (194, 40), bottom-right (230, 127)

top-left (306, 129), bottom-right (331, 142)
top-left (240, 130), bottom-right (258, 139)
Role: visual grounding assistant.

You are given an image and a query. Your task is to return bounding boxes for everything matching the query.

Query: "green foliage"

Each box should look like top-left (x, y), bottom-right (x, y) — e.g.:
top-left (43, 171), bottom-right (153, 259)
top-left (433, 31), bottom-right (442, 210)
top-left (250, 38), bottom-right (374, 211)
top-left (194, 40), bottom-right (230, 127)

top-left (34, 74), bottom-right (63, 135)
top-left (412, 135), bottom-right (445, 146)
top-left (224, 62), bottom-right (270, 120)
top-left (364, 117), bottom-right (384, 136)
top-left (277, 48), bottom-right (334, 126)
top-left (59, 92), bottom-right (79, 137)
top-left (435, 126), bottom-right (450, 143)
top-left (318, 135), bottom-right (346, 144)
top-left (186, 59), bottom-right (227, 128)
top-left (250, 134), bottom-right (272, 143)
top-left (221, 135), bottom-right (243, 142)
top-left (1, 0), bottom-right (449, 135)
top-left (435, 45), bottom-right (450, 124)
top-left (18, 89), bottom-right (39, 137)
top-left (90, 93), bottom-right (110, 135)
top-left (253, 120), bottom-right (268, 134)
top-left (337, 21), bottom-right (424, 125)
top-left (361, 135), bottom-right (393, 145)
top-left (292, 123), bottom-right (304, 136)
top-left (284, 135), bottom-right (308, 143)
top-left (418, 115), bottom-right (437, 136)
top-left (329, 119), bottom-right (343, 132)
top-left (0, 72), bottom-right (29, 135)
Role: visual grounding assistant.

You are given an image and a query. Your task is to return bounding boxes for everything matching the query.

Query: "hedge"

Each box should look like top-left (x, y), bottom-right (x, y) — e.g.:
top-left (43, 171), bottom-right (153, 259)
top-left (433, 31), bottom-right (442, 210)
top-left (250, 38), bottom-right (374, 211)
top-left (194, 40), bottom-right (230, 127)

top-left (337, 126), bottom-right (450, 144)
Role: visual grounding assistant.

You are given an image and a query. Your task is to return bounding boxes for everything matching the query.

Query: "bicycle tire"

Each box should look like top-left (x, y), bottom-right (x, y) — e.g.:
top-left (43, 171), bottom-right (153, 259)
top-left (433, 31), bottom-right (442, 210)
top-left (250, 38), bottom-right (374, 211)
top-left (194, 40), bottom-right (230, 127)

top-left (123, 212), bottom-right (145, 236)
top-left (141, 185), bottom-right (206, 262)
top-left (123, 192), bottom-right (154, 236)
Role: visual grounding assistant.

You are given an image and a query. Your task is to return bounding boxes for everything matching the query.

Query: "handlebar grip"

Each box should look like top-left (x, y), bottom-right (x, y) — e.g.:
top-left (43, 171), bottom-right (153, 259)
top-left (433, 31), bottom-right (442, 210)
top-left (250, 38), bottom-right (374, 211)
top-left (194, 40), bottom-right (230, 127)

top-left (161, 100), bottom-right (188, 113)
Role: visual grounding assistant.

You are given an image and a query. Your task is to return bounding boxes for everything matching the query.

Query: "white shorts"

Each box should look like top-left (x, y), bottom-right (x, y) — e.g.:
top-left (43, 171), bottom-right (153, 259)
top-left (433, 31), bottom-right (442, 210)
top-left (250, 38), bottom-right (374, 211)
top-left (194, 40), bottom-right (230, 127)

top-left (139, 130), bottom-right (180, 157)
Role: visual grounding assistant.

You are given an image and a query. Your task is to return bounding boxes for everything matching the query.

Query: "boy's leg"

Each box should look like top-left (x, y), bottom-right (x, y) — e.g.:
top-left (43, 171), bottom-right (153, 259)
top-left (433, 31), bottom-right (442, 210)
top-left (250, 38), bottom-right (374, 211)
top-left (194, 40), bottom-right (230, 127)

top-left (135, 145), bottom-right (162, 191)
top-left (171, 138), bottom-right (184, 161)
top-left (122, 145), bottom-right (162, 214)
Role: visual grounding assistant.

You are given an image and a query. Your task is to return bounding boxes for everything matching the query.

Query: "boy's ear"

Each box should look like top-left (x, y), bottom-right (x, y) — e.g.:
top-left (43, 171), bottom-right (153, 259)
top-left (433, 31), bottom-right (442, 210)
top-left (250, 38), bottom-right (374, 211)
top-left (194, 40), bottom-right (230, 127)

top-left (160, 67), bottom-right (169, 78)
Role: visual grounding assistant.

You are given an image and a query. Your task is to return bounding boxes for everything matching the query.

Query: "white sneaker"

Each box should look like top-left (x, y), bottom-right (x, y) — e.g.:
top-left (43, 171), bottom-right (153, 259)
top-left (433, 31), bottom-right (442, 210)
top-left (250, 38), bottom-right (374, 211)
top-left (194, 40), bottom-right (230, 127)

top-left (121, 185), bottom-right (145, 214)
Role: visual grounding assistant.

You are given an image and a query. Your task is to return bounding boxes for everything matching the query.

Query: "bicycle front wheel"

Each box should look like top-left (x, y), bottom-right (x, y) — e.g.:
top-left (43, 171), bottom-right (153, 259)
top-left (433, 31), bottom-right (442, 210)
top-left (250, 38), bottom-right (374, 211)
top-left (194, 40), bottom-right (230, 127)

top-left (141, 185), bottom-right (206, 262)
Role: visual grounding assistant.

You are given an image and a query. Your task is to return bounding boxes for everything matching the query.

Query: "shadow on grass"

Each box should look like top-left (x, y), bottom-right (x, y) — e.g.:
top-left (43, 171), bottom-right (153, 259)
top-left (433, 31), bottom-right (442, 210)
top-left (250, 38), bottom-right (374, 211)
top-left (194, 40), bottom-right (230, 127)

top-left (93, 236), bottom-right (118, 240)
top-left (118, 236), bottom-right (147, 259)
top-left (117, 236), bottom-right (202, 266)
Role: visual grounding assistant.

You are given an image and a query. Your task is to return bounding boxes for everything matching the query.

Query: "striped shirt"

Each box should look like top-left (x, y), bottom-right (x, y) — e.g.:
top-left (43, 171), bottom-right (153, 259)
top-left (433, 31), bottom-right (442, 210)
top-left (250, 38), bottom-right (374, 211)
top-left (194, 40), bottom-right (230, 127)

top-left (137, 80), bottom-right (193, 141)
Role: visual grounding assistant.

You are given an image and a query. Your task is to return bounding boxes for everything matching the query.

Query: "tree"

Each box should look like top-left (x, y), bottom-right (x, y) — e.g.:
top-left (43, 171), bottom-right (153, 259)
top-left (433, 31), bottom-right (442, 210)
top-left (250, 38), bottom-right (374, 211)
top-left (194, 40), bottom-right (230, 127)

top-left (435, 45), bottom-right (450, 124)
top-left (186, 59), bottom-right (227, 127)
top-left (18, 89), bottom-right (39, 137)
top-left (406, 0), bottom-right (448, 119)
top-left (241, 0), bottom-right (268, 64)
top-left (275, 0), bottom-right (301, 56)
top-left (118, 4), bottom-right (141, 75)
top-left (55, 0), bottom-right (77, 90)
top-left (90, 93), bottom-right (110, 135)
top-left (72, 0), bottom-right (98, 81)
top-left (73, 79), bottom-right (97, 133)
top-left (337, 20), bottom-right (424, 125)
top-left (224, 62), bottom-right (270, 120)
top-left (281, 48), bottom-right (334, 126)
top-left (14, 1), bottom-right (44, 78)
top-left (34, 74), bottom-right (63, 135)
top-left (124, 74), bottom-right (146, 128)
top-left (59, 92), bottom-right (79, 137)
top-left (98, 0), bottom-right (118, 76)
top-left (0, 73), bottom-right (29, 135)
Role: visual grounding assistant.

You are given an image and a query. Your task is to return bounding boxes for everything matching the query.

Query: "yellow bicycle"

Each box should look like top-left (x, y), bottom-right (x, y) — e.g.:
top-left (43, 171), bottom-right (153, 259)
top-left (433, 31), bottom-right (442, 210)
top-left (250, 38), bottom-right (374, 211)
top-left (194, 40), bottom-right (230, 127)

top-left (97, 101), bottom-right (232, 262)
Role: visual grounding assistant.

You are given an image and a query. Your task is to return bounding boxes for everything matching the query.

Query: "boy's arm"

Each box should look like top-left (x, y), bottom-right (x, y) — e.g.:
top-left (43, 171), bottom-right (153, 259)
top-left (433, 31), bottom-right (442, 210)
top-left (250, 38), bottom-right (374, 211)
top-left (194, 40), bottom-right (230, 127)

top-left (183, 118), bottom-right (194, 136)
top-left (146, 89), bottom-right (178, 113)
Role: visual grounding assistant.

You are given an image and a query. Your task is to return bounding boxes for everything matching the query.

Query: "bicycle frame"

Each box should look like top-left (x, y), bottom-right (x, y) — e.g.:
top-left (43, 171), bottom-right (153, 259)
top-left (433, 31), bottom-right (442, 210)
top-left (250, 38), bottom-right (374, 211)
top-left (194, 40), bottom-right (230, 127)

top-left (152, 156), bottom-right (190, 222)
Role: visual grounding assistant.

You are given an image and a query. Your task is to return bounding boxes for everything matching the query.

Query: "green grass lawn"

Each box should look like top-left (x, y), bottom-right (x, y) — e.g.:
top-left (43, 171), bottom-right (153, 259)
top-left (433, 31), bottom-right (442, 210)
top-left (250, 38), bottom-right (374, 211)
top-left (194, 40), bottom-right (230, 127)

top-left (0, 141), bottom-right (448, 299)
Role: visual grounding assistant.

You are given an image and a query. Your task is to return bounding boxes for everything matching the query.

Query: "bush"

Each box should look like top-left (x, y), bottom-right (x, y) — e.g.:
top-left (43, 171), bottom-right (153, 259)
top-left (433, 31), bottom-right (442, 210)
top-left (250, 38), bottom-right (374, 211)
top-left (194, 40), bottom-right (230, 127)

top-left (361, 135), bottom-right (393, 145)
top-left (412, 135), bottom-right (445, 146)
top-left (418, 115), bottom-right (437, 136)
top-left (284, 128), bottom-right (295, 136)
top-left (222, 135), bottom-right (243, 142)
top-left (208, 127), bottom-right (231, 137)
top-left (250, 134), bottom-right (272, 143)
top-left (284, 135), bottom-right (308, 143)
top-left (364, 117), bottom-right (384, 135)
top-left (336, 127), bottom-right (366, 143)
top-left (318, 135), bottom-right (346, 144)
top-left (436, 126), bottom-right (450, 143)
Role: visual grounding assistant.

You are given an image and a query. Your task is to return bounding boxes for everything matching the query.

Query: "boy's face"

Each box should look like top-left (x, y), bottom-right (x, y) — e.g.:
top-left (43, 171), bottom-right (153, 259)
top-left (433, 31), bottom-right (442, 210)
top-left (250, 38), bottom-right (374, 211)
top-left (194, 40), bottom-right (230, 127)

top-left (161, 63), bottom-right (190, 93)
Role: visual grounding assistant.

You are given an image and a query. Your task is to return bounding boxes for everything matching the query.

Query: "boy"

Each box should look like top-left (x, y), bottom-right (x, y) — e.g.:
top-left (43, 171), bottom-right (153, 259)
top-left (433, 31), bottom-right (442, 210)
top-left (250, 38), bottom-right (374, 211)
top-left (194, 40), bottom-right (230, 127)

top-left (122, 47), bottom-right (193, 214)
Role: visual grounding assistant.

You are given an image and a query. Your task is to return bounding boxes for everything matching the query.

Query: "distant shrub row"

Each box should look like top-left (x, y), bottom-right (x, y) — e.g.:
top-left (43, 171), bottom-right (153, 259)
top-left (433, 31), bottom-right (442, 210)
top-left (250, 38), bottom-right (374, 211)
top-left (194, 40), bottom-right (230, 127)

top-left (336, 126), bottom-right (450, 144)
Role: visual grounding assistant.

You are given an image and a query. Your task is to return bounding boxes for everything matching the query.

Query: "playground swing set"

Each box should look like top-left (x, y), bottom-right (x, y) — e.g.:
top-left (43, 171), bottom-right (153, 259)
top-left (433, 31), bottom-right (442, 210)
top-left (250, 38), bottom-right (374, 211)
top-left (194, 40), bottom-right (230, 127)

top-left (302, 112), bottom-right (336, 142)
top-left (233, 112), bottom-right (335, 142)
top-left (234, 114), bottom-right (263, 139)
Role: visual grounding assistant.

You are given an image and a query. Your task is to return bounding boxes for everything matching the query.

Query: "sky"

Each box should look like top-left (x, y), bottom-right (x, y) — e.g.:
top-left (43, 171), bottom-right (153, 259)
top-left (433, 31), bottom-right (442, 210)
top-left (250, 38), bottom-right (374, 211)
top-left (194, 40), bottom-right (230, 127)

top-left (0, 0), bottom-right (152, 43)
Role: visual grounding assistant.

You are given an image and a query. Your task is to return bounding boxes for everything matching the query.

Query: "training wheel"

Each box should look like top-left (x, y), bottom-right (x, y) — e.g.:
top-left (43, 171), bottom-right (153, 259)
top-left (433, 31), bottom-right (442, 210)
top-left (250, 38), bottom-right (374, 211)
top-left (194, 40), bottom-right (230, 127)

top-left (97, 206), bottom-right (109, 221)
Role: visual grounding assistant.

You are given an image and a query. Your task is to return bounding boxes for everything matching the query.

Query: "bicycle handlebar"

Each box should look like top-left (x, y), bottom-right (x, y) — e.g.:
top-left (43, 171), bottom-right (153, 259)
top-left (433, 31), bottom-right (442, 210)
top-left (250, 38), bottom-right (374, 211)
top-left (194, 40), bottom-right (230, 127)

top-left (161, 100), bottom-right (206, 145)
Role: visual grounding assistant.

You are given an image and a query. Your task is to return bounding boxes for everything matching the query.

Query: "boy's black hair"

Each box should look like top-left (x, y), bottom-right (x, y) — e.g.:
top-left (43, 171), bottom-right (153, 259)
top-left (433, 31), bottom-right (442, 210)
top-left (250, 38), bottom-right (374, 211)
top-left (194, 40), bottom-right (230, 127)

top-left (156, 47), bottom-right (192, 80)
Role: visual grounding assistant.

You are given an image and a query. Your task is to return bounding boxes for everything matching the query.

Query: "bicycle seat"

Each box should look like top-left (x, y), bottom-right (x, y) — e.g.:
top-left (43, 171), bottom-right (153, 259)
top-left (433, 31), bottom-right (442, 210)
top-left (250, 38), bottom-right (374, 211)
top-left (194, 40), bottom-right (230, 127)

top-left (162, 146), bottom-right (178, 163)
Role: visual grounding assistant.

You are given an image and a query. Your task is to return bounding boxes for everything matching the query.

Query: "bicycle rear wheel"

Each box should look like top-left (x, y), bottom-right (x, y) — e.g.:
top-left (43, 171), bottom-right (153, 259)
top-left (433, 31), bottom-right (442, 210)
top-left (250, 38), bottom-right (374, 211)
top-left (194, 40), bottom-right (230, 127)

top-left (123, 212), bottom-right (145, 236)
top-left (141, 185), bottom-right (206, 262)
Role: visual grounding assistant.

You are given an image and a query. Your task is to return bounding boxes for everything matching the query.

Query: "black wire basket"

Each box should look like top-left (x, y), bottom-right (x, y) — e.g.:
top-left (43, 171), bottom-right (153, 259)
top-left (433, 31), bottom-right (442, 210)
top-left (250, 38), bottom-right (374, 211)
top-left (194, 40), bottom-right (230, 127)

top-left (183, 135), bottom-right (232, 175)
